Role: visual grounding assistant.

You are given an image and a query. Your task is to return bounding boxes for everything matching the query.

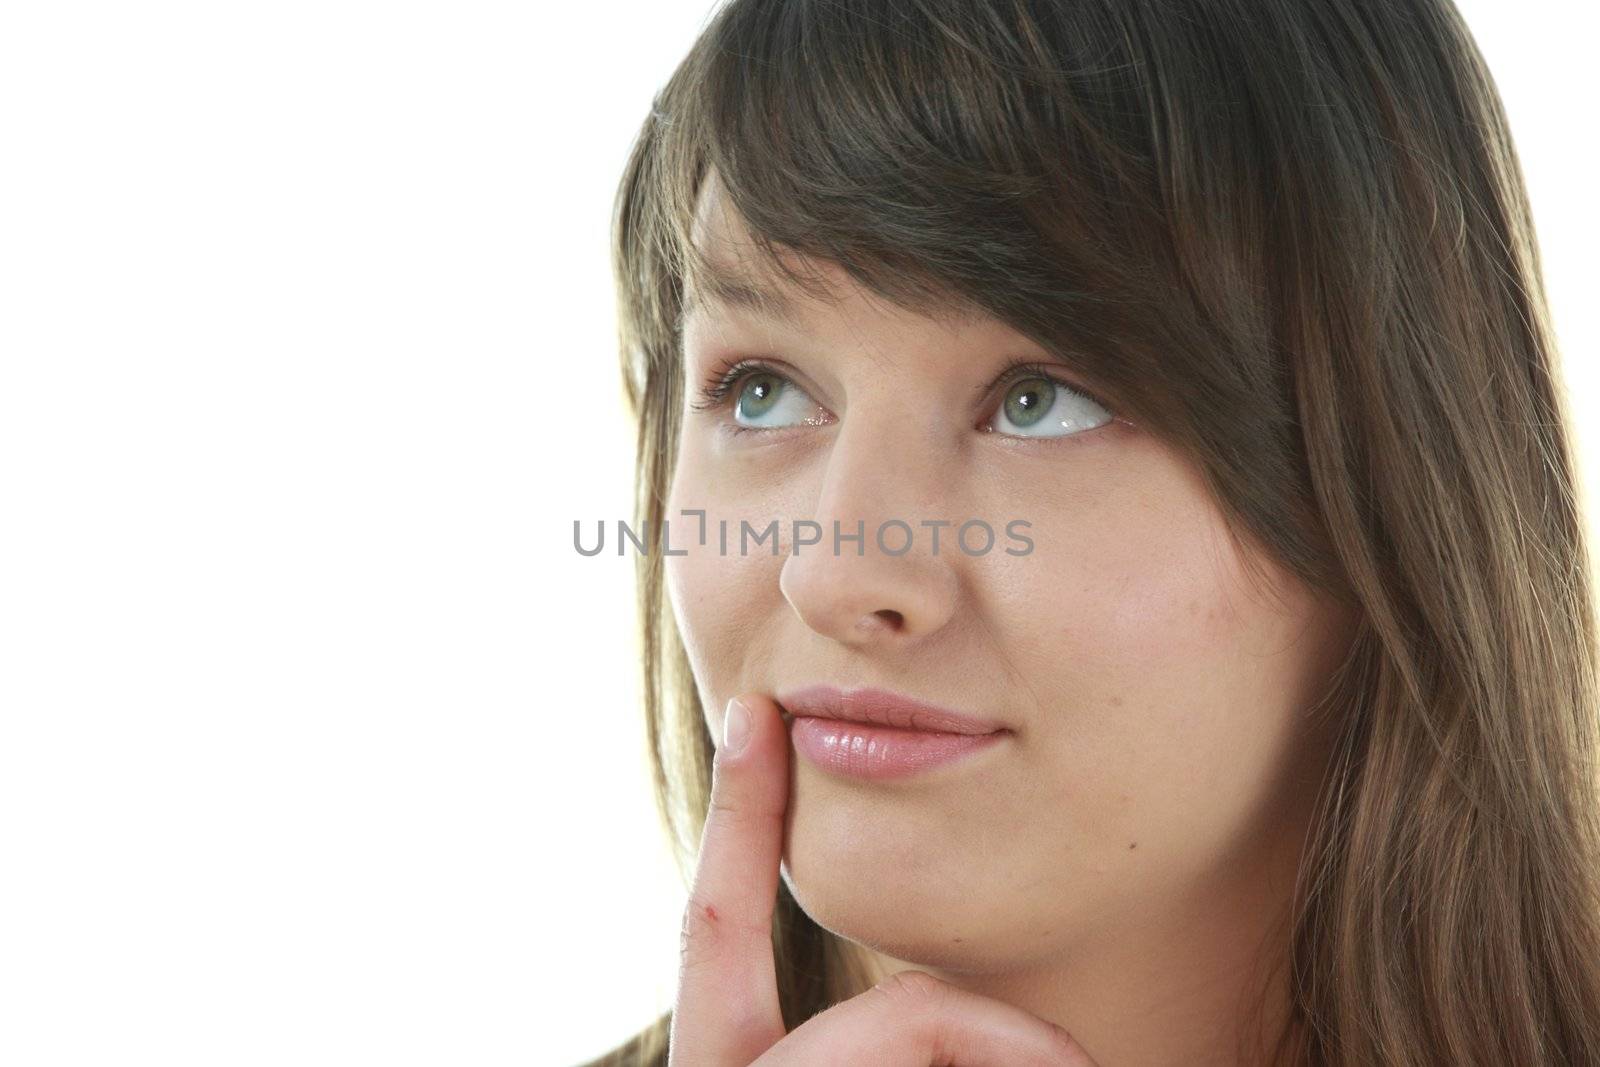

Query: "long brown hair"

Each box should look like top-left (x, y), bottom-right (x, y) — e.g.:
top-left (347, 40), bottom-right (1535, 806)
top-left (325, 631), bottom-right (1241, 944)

top-left (583, 1), bottom-right (1600, 1063)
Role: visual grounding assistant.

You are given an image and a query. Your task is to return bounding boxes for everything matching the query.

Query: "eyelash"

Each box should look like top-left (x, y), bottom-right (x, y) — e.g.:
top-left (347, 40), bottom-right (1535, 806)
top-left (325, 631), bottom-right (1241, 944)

top-left (687, 357), bottom-right (776, 416)
top-left (687, 356), bottom-right (1112, 438)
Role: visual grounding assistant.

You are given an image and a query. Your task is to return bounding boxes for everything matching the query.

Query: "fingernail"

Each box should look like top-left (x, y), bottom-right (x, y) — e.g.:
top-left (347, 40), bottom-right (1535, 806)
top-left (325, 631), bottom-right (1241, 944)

top-left (722, 697), bottom-right (752, 756)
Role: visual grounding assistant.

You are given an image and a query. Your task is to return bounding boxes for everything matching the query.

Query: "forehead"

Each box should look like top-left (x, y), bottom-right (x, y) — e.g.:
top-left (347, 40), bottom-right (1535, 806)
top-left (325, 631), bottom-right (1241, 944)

top-left (683, 179), bottom-right (848, 330)
top-left (683, 177), bottom-right (985, 336)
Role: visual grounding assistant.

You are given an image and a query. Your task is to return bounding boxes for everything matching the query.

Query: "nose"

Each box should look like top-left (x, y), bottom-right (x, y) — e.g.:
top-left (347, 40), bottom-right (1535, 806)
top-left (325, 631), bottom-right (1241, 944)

top-left (778, 418), bottom-right (962, 648)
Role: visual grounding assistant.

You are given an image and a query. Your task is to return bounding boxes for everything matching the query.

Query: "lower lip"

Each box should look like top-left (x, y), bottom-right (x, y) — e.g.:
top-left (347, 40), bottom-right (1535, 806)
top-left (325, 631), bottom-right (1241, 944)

top-left (788, 716), bottom-right (1007, 781)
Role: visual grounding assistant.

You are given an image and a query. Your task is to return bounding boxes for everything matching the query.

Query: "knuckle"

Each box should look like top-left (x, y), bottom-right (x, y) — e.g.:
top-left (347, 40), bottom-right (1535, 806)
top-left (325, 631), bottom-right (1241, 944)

top-left (707, 780), bottom-right (774, 832)
top-left (1021, 1021), bottom-right (1092, 1066)
top-left (706, 786), bottom-right (747, 825)
top-left (873, 969), bottom-right (950, 1012)
top-left (1044, 1021), bottom-right (1091, 1060)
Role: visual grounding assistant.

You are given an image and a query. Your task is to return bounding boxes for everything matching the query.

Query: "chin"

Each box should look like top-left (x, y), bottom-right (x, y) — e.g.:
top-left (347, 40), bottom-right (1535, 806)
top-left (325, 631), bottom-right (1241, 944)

top-left (779, 837), bottom-right (1058, 976)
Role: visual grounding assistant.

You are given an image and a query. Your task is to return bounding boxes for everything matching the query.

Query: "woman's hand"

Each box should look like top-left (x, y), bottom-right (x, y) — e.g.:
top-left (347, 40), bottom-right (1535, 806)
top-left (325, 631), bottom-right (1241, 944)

top-left (667, 692), bottom-right (1100, 1066)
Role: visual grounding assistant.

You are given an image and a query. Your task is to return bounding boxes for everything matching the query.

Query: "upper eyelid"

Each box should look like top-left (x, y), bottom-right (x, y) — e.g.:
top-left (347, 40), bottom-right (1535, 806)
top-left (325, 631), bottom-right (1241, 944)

top-left (687, 356), bottom-right (810, 413)
top-left (983, 361), bottom-right (1101, 404)
top-left (697, 354), bottom-right (1083, 397)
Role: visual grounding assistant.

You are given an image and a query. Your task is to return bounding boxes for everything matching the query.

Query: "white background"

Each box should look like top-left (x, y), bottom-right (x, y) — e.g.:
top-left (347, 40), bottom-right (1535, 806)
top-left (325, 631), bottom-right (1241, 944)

top-left (0, 2), bottom-right (1592, 1064)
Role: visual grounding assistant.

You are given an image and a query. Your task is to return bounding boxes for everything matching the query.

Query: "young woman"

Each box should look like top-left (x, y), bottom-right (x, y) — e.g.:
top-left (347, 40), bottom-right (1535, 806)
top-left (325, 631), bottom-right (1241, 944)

top-left (584, 0), bottom-right (1600, 1063)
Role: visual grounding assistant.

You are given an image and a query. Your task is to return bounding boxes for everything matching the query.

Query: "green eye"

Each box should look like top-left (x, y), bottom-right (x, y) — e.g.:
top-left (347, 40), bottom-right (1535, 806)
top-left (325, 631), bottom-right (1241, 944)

top-left (993, 374), bottom-right (1113, 438)
top-left (1003, 377), bottom-right (1056, 428)
top-left (735, 373), bottom-right (785, 421)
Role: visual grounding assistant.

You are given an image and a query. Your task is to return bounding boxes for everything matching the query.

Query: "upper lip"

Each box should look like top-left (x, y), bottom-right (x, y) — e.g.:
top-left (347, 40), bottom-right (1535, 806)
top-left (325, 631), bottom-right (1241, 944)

top-left (775, 684), bottom-right (1009, 736)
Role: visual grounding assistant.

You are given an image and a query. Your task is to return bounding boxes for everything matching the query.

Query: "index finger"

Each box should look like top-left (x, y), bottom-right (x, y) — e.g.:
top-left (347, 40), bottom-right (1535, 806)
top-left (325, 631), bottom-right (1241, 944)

top-left (669, 692), bottom-right (793, 1067)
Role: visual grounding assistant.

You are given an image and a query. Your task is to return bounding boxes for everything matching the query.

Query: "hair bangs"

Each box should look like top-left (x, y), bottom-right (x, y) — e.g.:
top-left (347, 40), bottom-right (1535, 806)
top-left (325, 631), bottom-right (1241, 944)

top-left (643, 0), bottom-right (1211, 433)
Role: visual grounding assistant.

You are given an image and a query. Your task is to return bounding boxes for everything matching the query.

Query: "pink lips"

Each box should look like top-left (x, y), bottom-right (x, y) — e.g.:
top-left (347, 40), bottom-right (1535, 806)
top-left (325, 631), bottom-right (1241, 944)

top-left (776, 684), bottom-right (1010, 781)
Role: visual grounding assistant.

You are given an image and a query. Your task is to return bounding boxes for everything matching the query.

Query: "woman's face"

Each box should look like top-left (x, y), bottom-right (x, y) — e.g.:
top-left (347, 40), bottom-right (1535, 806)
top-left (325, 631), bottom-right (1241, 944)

top-left (664, 179), bottom-right (1357, 976)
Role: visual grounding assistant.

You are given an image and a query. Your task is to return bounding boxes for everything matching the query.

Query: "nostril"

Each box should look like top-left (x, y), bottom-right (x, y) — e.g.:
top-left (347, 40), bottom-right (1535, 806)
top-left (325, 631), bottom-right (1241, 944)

top-left (870, 608), bottom-right (904, 630)
top-left (845, 608), bottom-right (910, 643)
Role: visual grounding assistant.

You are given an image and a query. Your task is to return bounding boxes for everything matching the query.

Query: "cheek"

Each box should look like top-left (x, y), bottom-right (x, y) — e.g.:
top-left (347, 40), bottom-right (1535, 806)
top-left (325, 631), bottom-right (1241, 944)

top-left (994, 470), bottom-right (1320, 868)
top-left (665, 537), bottom-right (774, 667)
top-left (992, 466), bottom-right (1251, 724)
top-left (663, 460), bottom-right (790, 714)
